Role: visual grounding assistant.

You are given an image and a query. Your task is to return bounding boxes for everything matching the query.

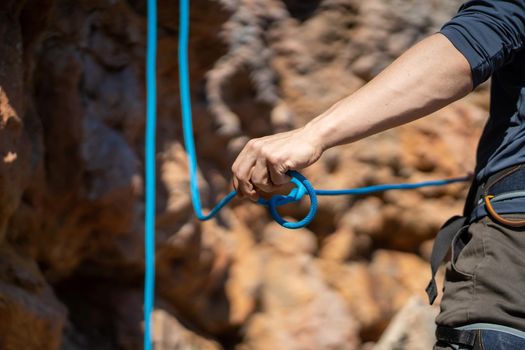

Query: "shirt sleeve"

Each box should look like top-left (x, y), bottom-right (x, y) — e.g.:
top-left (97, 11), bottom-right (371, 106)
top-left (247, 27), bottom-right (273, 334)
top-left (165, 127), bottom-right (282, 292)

top-left (440, 0), bottom-right (525, 87)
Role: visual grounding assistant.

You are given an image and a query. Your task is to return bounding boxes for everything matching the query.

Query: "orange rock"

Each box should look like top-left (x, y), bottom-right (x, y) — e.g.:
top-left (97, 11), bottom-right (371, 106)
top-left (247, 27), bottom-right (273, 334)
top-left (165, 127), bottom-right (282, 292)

top-left (368, 250), bottom-right (430, 319)
top-left (152, 309), bottom-right (223, 350)
top-left (239, 253), bottom-right (360, 350)
top-left (320, 250), bottom-right (433, 341)
top-left (320, 227), bottom-right (372, 262)
top-left (320, 260), bottom-right (382, 333)
top-left (262, 221), bottom-right (317, 255)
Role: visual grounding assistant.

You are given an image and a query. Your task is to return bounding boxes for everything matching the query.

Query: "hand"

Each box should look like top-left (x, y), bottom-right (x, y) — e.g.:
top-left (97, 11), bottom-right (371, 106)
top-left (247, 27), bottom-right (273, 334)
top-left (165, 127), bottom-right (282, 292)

top-left (231, 126), bottom-right (324, 200)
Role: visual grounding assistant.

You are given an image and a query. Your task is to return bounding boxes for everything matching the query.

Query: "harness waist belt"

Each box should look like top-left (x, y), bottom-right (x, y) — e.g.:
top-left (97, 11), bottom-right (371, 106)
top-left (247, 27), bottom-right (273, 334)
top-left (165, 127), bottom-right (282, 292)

top-left (436, 326), bottom-right (477, 347)
top-left (436, 324), bottom-right (525, 349)
top-left (465, 164), bottom-right (525, 218)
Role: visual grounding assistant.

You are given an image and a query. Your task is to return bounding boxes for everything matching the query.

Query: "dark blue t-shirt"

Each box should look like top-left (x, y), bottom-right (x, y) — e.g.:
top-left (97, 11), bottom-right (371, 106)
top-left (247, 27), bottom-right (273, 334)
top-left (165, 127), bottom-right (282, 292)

top-left (440, 0), bottom-right (525, 219)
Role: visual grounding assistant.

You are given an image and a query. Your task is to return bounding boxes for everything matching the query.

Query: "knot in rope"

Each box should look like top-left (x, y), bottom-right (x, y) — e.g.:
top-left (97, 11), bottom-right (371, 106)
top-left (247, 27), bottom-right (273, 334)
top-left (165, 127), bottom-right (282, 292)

top-left (257, 171), bottom-right (318, 229)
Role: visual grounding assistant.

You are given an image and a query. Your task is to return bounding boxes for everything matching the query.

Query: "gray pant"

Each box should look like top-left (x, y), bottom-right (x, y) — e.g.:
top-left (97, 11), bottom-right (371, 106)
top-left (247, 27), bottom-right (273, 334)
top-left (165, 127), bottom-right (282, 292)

top-left (434, 214), bottom-right (525, 349)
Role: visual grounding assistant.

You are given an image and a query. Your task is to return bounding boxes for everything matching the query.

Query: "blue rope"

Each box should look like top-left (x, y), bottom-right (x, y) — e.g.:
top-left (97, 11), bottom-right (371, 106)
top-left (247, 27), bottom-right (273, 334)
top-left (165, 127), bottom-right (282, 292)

top-left (178, 0), bottom-right (225, 221)
top-left (145, 0), bottom-right (157, 349)
top-left (314, 177), bottom-right (470, 196)
top-left (177, 0), bottom-right (469, 230)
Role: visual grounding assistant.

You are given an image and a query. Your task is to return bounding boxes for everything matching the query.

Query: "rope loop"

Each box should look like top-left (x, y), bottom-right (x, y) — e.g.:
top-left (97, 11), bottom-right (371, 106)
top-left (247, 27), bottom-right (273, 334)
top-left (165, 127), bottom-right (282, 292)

top-left (258, 171), bottom-right (318, 229)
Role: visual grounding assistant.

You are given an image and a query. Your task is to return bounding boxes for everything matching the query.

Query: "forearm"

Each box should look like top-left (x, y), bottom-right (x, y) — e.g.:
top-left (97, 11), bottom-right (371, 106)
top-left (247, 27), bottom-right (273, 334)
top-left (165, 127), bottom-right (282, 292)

top-left (304, 33), bottom-right (473, 151)
top-left (231, 34), bottom-right (473, 198)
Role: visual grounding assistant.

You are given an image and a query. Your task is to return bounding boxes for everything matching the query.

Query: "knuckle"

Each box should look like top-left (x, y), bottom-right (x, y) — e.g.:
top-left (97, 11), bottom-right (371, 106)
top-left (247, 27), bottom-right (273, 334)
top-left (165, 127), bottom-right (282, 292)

top-left (260, 147), bottom-right (271, 158)
top-left (250, 138), bottom-right (265, 152)
top-left (266, 154), bottom-right (281, 165)
top-left (252, 140), bottom-right (262, 151)
top-left (284, 160), bottom-right (295, 170)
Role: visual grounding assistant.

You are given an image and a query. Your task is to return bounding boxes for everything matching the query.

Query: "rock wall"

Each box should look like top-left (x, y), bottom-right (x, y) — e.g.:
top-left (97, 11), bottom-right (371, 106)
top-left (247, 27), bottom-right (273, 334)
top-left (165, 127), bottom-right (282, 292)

top-left (0, 0), bottom-right (488, 349)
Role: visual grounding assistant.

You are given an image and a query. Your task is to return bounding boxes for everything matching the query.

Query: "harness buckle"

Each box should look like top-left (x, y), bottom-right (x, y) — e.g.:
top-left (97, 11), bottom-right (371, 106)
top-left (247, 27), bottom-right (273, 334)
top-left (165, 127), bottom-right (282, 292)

top-left (484, 194), bottom-right (525, 227)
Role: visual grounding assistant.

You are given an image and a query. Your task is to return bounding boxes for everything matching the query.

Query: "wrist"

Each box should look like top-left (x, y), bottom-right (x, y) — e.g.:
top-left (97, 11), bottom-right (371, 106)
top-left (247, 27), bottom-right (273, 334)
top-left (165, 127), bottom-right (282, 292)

top-left (302, 119), bottom-right (331, 154)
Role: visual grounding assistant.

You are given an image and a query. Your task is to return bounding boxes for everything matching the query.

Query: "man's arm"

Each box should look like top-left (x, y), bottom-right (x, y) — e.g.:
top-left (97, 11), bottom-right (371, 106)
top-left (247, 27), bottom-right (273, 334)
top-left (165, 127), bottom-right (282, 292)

top-left (231, 34), bottom-right (472, 199)
top-left (231, 0), bottom-right (525, 200)
top-left (303, 33), bottom-right (472, 151)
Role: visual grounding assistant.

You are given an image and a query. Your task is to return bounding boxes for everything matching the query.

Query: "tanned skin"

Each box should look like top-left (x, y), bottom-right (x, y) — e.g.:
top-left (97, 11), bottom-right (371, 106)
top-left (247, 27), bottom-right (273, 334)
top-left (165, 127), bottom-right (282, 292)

top-left (231, 34), bottom-right (473, 200)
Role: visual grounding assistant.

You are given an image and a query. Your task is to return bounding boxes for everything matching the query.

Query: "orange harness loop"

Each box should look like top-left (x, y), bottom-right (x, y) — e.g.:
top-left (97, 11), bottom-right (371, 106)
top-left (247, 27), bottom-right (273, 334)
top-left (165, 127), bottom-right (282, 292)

top-left (484, 195), bottom-right (525, 227)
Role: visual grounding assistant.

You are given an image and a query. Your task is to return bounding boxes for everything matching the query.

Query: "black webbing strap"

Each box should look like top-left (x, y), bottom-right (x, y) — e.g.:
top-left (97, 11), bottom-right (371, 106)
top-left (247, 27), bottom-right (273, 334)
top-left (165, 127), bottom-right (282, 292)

top-left (436, 326), bottom-right (477, 347)
top-left (426, 215), bottom-right (468, 304)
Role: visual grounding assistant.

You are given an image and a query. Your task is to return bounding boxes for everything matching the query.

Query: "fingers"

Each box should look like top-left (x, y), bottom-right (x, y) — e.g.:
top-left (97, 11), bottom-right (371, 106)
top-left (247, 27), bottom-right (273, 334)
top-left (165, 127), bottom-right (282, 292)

top-left (232, 169), bottom-right (256, 200)
top-left (268, 162), bottom-right (291, 186)
top-left (232, 140), bottom-right (258, 199)
top-left (251, 158), bottom-right (274, 193)
top-left (240, 168), bottom-right (257, 200)
top-left (232, 134), bottom-right (298, 200)
top-left (232, 167), bottom-right (256, 199)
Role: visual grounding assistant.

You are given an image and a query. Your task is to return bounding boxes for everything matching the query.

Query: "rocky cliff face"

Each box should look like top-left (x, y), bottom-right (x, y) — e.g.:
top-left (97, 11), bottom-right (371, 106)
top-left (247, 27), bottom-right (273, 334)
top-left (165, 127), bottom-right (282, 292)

top-left (0, 0), bottom-right (487, 349)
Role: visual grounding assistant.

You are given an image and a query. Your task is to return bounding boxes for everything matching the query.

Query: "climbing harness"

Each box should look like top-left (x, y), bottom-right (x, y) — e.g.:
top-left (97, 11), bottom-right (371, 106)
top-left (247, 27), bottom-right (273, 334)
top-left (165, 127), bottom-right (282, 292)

top-left (426, 163), bottom-right (525, 305)
top-left (145, 0), bottom-right (471, 347)
top-left (484, 195), bottom-right (525, 227)
top-left (481, 164), bottom-right (525, 227)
